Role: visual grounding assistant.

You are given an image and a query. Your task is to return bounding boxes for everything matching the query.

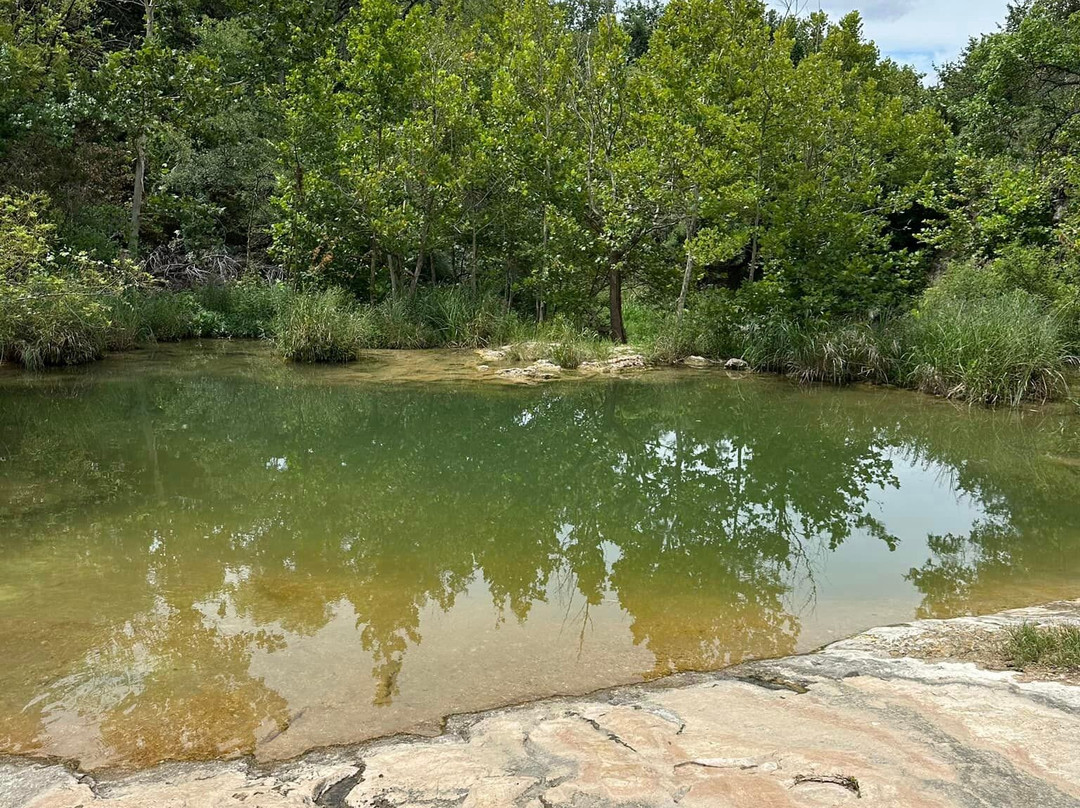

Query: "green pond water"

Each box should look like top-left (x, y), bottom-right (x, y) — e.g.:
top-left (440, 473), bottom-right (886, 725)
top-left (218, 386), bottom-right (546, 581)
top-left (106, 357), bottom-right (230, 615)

top-left (1, 342), bottom-right (1078, 771)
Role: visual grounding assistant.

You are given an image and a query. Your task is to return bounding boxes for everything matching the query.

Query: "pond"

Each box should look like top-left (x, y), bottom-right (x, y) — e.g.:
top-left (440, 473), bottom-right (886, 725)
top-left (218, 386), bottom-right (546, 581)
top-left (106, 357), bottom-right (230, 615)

top-left (1, 342), bottom-right (1078, 771)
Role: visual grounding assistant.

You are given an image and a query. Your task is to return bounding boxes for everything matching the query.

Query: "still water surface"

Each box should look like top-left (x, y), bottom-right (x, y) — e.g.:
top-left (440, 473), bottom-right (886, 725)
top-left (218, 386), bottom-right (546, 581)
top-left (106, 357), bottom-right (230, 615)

top-left (1, 343), bottom-right (1078, 770)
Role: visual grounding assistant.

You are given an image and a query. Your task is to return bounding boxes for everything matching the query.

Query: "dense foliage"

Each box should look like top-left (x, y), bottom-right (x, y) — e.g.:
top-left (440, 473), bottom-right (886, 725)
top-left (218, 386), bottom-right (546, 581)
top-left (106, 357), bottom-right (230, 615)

top-left (0, 0), bottom-right (1077, 402)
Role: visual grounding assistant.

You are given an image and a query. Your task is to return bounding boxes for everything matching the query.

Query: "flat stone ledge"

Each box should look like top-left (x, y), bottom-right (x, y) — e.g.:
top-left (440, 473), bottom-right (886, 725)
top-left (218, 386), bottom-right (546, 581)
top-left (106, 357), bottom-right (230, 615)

top-left (6, 601), bottom-right (1080, 808)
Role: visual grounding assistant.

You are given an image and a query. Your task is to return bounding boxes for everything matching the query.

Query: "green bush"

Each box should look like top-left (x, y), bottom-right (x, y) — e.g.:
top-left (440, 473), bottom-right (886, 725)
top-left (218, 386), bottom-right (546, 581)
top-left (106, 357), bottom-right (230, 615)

top-left (1, 274), bottom-right (113, 369)
top-left (130, 291), bottom-right (216, 342)
top-left (414, 287), bottom-right (521, 347)
top-left (622, 296), bottom-right (668, 345)
top-left (501, 318), bottom-right (611, 368)
top-left (104, 282), bottom-right (291, 350)
top-left (273, 288), bottom-right (369, 363)
top-left (368, 297), bottom-right (438, 348)
top-left (897, 291), bottom-right (1067, 405)
top-left (196, 280), bottom-right (291, 339)
top-left (0, 193), bottom-right (127, 369)
top-left (639, 290), bottom-right (745, 364)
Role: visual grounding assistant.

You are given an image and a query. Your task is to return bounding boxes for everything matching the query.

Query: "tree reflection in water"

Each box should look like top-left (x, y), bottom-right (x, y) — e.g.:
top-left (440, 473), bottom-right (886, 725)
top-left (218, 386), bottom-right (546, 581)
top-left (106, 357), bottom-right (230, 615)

top-left (0, 350), bottom-right (1077, 768)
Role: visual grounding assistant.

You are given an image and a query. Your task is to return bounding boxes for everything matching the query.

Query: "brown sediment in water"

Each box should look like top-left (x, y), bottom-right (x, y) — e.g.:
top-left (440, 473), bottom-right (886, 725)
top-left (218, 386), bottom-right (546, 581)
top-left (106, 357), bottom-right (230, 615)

top-left (4, 602), bottom-right (1080, 808)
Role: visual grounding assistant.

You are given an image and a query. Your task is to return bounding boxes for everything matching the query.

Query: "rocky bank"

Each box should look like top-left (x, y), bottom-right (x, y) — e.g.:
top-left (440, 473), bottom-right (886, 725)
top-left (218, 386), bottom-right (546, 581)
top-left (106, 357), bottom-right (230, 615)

top-left (4, 602), bottom-right (1080, 808)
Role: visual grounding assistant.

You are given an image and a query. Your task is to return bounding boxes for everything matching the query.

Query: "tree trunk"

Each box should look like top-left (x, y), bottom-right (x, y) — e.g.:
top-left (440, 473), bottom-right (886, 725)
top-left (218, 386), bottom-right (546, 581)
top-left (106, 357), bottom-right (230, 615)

top-left (470, 226), bottom-right (478, 293)
top-left (129, 0), bottom-right (155, 257)
top-left (245, 176), bottom-right (261, 267)
top-left (609, 260), bottom-right (626, 344)
top-left (677, 249), bottom-right (694, 325)
top-left (677, 212), bottom-right (697, 324)
top-left (409, 246), bottom-right (425, 297)
top-left (748, 204), bottom-right (761, 284)
top-left (369, 240), bottom-right (378, 304)
top-left (129, 134), bottom-right (147, 255)
top-left (505, 255), bottom-right (513, 312)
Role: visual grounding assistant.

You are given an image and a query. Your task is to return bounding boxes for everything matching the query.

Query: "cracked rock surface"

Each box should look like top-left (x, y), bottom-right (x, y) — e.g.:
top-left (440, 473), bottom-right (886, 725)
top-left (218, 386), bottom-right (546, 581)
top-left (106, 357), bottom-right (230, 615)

top-left (5, 602), bottom-right (1080, 807)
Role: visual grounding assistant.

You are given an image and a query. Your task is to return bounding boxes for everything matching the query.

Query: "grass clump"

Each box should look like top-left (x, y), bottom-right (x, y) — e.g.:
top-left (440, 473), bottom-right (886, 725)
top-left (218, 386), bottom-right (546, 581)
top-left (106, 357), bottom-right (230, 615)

top-left (105, 281), bottom-right (291, 350)
top-left (502, 319), bottom-right (612, 369)
top-left (412, 287), bottom-right (522, 348)
top-left (712, 289), bottom-right (1068, 405)
top-left (195, 280), bottom-right (291, 338)
top-left (632, 291), bottom-right (745, 365)
top-left (741, 318), bottom-right (893, 385)
top-left (273, 287), bottom-right (369, 363)
top-left (368, 297), bottom-right (438, 348)
top-left (0, 192), bottom-right (123, 369)
top-left (1004, 623), bottom-right (1080, 671)
top-left (897, 291), bottom-right (1067, 406)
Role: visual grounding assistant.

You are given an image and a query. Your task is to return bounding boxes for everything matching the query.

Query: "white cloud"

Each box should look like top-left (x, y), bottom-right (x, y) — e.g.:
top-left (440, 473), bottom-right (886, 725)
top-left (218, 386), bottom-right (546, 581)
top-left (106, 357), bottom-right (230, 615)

top-left (768, 0), bottom-right (1012, 80)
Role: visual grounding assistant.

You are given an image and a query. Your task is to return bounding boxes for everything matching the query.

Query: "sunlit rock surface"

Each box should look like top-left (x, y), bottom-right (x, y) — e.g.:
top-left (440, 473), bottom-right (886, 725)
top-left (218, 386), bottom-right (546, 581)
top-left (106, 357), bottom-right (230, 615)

top-left (5, 601), bottom-right (1080, 808)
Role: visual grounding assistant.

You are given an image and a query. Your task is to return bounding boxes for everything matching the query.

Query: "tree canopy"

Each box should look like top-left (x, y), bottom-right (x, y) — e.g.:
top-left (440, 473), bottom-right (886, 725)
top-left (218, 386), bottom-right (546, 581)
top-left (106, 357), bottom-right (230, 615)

top-left (1, 0), bottom-right (1078, 346)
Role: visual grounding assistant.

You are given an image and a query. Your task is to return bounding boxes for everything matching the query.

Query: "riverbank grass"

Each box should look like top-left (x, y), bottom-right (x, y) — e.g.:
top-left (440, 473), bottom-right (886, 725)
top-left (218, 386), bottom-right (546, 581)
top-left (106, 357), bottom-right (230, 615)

top-left (898, 293), bottom-right (1068, 406)
top-left (273, 288), bottom-right (368, 363)
top-left (1004, 624), bottom-right (1080, 671)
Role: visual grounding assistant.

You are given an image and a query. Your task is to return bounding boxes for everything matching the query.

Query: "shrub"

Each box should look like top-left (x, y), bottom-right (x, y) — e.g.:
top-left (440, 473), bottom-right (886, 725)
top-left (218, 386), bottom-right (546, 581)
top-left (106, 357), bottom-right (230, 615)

top-left (549, 341), bottom-right (586, 369)
top-left (640, 290), bottom-right (745, 364)
top-left (1, 274), bottom-right (112, 369)
top-left (896, 291), bottom-right (1067, 405)
top-left (0, 193), bottom-right (128, 369)
top-left (622, 296), bottom-right (667, 345)
top-left (196, 280), bottom-right (291, 339)
top-left (273, 288), bottom-right (369, 363)
top-left (501, 318), bottom-right (611, 368)
top-left (646, 324), bottom-right (701, 365)
top-left (130, 291), bottom-right (216, 342)
top-left (369, 297), bottom-right (438, 348)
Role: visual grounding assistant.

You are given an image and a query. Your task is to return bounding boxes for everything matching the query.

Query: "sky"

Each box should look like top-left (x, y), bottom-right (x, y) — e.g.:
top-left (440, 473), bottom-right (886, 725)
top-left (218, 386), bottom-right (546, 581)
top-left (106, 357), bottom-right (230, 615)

top-left (766, 0), bottom-right (1013, 81)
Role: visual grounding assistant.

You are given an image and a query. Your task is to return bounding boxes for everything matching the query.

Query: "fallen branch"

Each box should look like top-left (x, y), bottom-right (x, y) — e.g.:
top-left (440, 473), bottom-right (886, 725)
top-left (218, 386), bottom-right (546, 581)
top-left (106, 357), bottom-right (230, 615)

top-left (793, 774), bottom-right (861, 798)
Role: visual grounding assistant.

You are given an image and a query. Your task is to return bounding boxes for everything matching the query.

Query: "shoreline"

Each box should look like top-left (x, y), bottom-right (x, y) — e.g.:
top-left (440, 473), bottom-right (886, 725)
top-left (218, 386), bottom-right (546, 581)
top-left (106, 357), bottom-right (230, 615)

top-left (2, 338), bottom-right (1076, 406)
top-left (6, 600), bottom-right (1080, 807)
top-left (1, 338), bottom-right (1077, 416)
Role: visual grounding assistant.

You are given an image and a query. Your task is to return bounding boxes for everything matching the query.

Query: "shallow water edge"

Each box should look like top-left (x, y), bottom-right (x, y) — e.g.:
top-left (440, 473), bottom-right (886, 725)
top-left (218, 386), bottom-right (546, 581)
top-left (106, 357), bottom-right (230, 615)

top-left (4, 600), bottom-right (1080, 808)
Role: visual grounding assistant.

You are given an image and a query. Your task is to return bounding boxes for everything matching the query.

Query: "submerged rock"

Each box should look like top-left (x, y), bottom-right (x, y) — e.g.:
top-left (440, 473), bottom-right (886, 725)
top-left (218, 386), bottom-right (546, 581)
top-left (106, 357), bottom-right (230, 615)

top-left (725, 357), bottom-right (750, 371)
top-left (11, 601), bottom-right (1080, 807)
top-left (607, 353), bottom-right (647, 371)
top-left (475, 348), bottom-right (508, 363)
top-left (495, 361), bottom-right (562, 381)
top-left (683, 355), bottom-right (713, 368)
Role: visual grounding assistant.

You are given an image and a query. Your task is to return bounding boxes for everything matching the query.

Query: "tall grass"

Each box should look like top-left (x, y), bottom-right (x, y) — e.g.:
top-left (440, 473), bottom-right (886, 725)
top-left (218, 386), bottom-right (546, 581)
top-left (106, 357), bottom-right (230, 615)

top-left (723, 292), bottom-right (1067, 405)
top-left (273, 288), bottom-right (369, 363)
top-left (741, 318), bottom-right (894, 385)
top-left (361, 287), bottom-right (523, 349)
top-left (412, 287), bottom-right (522, 348)
top-left (106, 282), bottom-right (290, 348)
top-left (195, 281), bottom-right (291, 338)
top-left (0, 275), bottom-right (111, 369)
top-left (629, 291), bottom-right (744, 365)
top-left (4, 274), bottom-right (1073, 398)
top-left (896, 292), bottom-right (1067, 406)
